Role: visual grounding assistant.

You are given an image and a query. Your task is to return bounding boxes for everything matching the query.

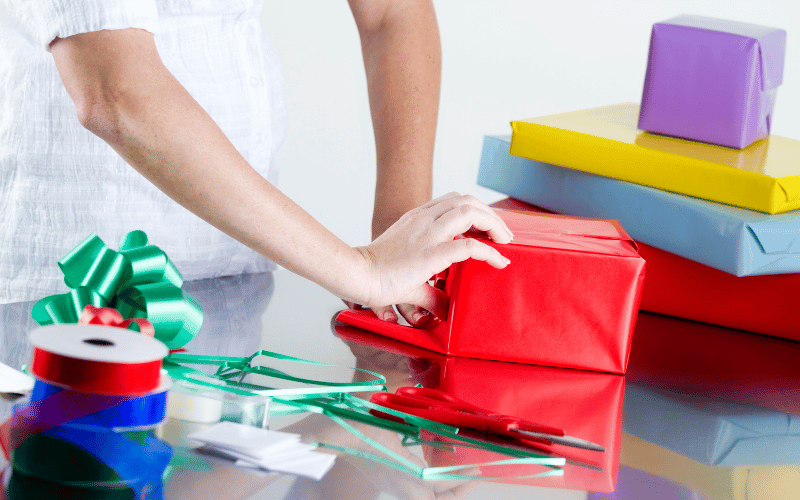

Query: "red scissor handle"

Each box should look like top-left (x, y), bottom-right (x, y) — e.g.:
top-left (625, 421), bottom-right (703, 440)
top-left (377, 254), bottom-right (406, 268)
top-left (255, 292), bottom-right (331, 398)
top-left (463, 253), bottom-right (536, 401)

top-left (370, 392), bottom-right (514, 434)
top-left (369, 387), bottom-right (564, 439)
top-left (396, 387), bottom-right (564, 436)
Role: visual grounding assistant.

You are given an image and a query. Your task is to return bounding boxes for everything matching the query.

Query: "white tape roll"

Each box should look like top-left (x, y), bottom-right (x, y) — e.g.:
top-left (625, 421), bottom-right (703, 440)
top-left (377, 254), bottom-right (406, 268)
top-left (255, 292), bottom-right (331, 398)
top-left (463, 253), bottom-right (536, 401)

top-left (167, 389), bottom-right (223, 424)
top-left (157, 419), bottom-right (216, 448)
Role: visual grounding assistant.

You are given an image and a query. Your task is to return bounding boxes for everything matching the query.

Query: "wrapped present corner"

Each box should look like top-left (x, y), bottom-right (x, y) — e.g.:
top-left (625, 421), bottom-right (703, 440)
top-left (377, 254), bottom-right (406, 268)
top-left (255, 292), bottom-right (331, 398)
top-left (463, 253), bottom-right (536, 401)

top-left (639, 15), bottom-right (786, 149)
top-left (337, 208), bottom-right (646, 374)
top-left (510, 103), bottom-right (800, 214)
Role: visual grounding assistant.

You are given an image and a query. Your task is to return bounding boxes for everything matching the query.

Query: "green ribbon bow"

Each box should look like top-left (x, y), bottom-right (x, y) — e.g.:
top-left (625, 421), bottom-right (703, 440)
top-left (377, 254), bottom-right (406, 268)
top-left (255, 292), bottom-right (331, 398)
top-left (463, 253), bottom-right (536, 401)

top-left (31, 231), bottom-right (203, 349)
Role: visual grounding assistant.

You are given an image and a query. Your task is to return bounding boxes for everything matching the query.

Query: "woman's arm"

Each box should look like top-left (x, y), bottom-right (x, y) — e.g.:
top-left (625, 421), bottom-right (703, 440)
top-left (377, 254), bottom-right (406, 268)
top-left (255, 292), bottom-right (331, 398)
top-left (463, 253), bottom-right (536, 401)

top-left (50, 28), bottom-right (511, 318)
top-left (348, 0), bottom-right (443, 324)
top-left (347, 0), bottom-right (440, 240)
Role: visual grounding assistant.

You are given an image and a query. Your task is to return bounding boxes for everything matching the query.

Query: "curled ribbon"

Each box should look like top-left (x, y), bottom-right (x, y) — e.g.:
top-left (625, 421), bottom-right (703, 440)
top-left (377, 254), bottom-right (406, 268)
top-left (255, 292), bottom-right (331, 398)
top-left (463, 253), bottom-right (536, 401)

top-left (31, 231), bottom-right (203, 349)
top-left (78, 305), bottom-right (155, 338)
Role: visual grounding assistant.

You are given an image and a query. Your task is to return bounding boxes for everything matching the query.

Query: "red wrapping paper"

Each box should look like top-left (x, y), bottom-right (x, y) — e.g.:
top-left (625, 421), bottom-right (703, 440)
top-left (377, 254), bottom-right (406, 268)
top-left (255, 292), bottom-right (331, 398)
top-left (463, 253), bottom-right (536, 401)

top-left (491, 197), bottom-right (800, 342)
top-left (335, 325), bottom-right (623, 492)
top-left (337, 208), bottom-right (646, 374)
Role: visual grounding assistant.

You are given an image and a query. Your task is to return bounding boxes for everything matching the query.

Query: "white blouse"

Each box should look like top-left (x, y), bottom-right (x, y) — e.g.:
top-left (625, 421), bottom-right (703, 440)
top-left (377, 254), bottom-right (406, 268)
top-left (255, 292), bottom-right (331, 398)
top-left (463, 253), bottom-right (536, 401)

top-left (0, 0), bottom-right (287, 304)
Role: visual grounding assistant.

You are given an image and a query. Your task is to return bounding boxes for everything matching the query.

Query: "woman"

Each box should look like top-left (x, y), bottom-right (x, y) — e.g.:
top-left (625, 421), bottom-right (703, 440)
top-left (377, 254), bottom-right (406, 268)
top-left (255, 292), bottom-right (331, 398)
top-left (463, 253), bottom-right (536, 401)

top-left (0, 0), bottom-right (511, 323)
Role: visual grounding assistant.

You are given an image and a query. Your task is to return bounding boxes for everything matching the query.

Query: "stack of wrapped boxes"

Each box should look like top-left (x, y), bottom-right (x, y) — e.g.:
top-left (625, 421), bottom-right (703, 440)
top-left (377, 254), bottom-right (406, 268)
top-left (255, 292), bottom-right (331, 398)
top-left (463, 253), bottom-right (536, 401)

top-left (479, 15), bottom-right (796, 341)
top-left (337, 14), bottom-right (793, 493)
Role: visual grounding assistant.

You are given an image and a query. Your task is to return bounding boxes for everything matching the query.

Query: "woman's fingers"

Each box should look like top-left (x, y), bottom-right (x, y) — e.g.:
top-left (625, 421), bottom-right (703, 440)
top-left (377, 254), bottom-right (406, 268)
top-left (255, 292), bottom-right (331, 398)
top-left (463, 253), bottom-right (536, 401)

top-left (414, 191), bottom-right (461, 211)
top-left (433, 204), bottom-right (512, 244)
top-left (343, 300), bottom-right (362, 310)
top-left (438, 237), bottom-right (511, 269)
top-left (423, 193), bottom-right (488, 219)
top-left (372, 305), bottom-right (398, 323)
top-left (404, 283), bottom-right (450, 321)
top-left (358, 192), bottom-right (513, 316)
top-left (397, 303), bottom-right (431, 327)
top-left (421, 194), bottom-right (512, 241)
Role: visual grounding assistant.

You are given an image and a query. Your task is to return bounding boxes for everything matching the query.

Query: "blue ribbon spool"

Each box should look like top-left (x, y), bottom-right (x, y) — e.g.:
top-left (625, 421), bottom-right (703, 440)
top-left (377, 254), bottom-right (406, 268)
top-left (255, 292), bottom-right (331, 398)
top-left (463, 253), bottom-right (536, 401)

top-left (8, 471), bottom-right (164, 500)
top-left (11, 426), bottom-right (172, 496)
top-left (9, 374), bottom-right (173, 498)
top-left (17, 375), bottom-right (170, 430)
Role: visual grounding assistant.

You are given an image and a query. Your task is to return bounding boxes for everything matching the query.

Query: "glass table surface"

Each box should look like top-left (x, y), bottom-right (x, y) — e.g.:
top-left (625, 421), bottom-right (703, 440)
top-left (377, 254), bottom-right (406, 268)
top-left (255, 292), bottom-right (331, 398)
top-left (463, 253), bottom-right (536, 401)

top-left (2, 269), bottom-right (798, 499)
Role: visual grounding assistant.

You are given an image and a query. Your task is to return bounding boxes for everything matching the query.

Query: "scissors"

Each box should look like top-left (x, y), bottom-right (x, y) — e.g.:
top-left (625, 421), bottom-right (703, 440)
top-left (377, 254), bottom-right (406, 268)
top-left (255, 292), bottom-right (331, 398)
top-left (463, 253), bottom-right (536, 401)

top-left (369, 386), bottom-right (605, 453)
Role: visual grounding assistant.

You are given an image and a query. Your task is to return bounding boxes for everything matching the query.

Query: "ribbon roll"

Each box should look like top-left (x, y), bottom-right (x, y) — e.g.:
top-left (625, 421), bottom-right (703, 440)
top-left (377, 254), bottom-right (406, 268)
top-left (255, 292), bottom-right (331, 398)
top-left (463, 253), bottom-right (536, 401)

top-left (7, 472), bottom-right (160, 500)
top-left (31, 231), bottom-right (203, 349)
top-left (13, 374), bottom-right (171, 433)
top-left (11, 427), bottom-right (171, 497)
top-left (7, 473), bottom-right (163, 500)
top-left (29, 324), bottom-right (167, 396)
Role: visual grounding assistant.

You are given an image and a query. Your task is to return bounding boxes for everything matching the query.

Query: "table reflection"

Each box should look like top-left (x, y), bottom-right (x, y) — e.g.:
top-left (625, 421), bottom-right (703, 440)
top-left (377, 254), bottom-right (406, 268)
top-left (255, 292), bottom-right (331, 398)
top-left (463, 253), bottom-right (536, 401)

top-left (620, 311), bottom-right (800, 500)
top-left (4, 270), bottom-right (800, 499)
top-left (1, 272), bottom-right (275, 499)
top-left (335, 324), bottom-right (621, 494)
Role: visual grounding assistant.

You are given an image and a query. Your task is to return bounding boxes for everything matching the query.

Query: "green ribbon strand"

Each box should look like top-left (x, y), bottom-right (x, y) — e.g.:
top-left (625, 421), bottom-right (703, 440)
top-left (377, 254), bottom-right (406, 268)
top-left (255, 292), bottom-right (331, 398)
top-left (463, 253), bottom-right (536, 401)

top-left (163, 354), bottom-right (567, 483)
top-left (163, 350), bottom-right (387, 399)
top-left (304, 403), bottom-right (564, 481)
top-left (31, 231), bottom-right (202, 349)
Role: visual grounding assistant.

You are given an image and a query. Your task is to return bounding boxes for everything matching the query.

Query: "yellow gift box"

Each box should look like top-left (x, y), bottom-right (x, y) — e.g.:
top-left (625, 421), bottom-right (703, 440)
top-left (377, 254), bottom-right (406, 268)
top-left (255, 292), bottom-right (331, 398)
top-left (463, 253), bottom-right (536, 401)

top-left (510, 103), bottom-right (800, 214)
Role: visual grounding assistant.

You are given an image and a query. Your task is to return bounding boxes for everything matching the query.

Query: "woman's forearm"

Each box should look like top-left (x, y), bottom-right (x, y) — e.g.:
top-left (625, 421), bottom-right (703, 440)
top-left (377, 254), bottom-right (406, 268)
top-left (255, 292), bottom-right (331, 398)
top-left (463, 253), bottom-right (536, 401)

top-left (51, 29), bottom-right (371, 304)
top-left (349, 0), bottom-right (441, 239)
top-left (50, 28), bottom-right (512, 316)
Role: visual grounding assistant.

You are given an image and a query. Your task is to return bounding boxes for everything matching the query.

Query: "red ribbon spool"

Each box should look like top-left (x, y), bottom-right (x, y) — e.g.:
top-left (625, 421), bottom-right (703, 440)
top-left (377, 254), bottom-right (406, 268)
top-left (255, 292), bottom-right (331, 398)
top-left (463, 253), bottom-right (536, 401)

top-left (29, 324), bottom-right (167, 397)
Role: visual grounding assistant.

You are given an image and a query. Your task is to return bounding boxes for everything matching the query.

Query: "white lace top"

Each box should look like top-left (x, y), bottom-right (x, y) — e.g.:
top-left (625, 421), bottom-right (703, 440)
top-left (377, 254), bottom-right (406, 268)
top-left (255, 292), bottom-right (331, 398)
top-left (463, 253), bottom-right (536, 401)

top-left (0, 0), bottom-right (287, 304)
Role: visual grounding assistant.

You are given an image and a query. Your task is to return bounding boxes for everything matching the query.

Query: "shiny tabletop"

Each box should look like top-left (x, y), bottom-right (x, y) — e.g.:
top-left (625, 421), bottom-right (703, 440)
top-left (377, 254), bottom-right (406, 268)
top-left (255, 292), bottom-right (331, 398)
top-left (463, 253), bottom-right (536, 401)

top-left (2, 269), bottom-right (799, 499)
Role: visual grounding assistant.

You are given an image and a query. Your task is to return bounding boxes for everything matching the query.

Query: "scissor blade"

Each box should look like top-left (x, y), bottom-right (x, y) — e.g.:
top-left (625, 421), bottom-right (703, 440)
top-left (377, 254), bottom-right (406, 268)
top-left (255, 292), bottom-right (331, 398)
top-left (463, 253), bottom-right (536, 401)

top-left (516, 430), bottom-right (605, 452)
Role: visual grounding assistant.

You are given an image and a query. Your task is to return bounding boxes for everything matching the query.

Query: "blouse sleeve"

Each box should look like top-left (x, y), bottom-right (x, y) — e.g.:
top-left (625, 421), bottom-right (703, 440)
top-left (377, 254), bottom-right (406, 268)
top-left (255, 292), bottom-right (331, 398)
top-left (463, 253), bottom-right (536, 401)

top-left (1, 0), bottom-right (158, 51)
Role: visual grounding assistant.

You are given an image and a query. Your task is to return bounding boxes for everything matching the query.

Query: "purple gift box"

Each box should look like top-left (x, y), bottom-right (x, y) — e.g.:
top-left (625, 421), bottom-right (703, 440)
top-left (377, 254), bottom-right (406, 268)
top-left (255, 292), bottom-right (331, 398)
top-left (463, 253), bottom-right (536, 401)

top-left (639, 15), bottom-right (786, 149)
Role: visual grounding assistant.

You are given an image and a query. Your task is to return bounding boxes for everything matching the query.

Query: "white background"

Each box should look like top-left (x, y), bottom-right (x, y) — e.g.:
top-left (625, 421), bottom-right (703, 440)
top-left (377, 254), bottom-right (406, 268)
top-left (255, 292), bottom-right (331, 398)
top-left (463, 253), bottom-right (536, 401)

top-left (260, 0), bottom-right (800, 250)
top-left (255, 4), bottom-right (798, 497)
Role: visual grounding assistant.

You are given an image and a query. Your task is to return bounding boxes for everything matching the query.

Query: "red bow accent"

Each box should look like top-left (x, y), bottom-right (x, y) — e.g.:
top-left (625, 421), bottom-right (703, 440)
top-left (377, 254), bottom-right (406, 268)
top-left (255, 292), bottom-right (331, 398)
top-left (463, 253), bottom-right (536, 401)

top-left (77, 305), bottom-right (155, 338)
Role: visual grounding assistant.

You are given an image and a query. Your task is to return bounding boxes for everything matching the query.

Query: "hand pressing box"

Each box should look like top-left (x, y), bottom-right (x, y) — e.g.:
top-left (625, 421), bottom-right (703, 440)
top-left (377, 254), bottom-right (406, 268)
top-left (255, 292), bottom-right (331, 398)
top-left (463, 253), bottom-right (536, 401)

top-left (337, 209), bottom-right (646, 374)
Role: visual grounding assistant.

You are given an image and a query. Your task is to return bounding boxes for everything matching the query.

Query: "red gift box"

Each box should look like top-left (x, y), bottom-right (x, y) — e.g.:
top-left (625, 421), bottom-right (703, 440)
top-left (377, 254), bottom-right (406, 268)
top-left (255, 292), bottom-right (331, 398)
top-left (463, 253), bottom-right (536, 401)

top-left (491, 197), bottom-right (800, 342)
top-left (335, 324), bottom-right (623, 493)
top-left (337, 208), bottom-right (646, 374)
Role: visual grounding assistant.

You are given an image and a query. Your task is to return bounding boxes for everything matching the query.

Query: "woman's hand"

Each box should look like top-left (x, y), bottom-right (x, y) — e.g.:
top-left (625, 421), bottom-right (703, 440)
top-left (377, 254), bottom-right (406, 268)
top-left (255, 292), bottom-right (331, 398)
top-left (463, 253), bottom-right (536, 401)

top-left (354, 192), bottom-right (513, 321)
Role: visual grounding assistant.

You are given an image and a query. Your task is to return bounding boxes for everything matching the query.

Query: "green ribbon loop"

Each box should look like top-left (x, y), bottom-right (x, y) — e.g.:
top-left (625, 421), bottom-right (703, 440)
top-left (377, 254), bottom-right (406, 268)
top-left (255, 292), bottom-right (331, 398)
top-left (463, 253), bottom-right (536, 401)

top-left (115, 283), bottom-right (202, 348)
top-left (59, 235), bottom-right (129, 301)
top-left (32, 231), bottom-right (202, 349)
top-left (31, 288), bottom-right (107, 326)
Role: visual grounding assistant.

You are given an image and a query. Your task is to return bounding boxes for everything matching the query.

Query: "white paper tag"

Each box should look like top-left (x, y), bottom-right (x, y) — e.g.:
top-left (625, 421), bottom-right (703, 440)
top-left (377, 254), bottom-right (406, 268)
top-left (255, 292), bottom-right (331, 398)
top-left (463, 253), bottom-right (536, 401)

top-left (0, 362), bottom-right (34, 394)
top-left (188, 421), bottom-right (300, 459)
top-left (268, 452), bottom-right (336, 481)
